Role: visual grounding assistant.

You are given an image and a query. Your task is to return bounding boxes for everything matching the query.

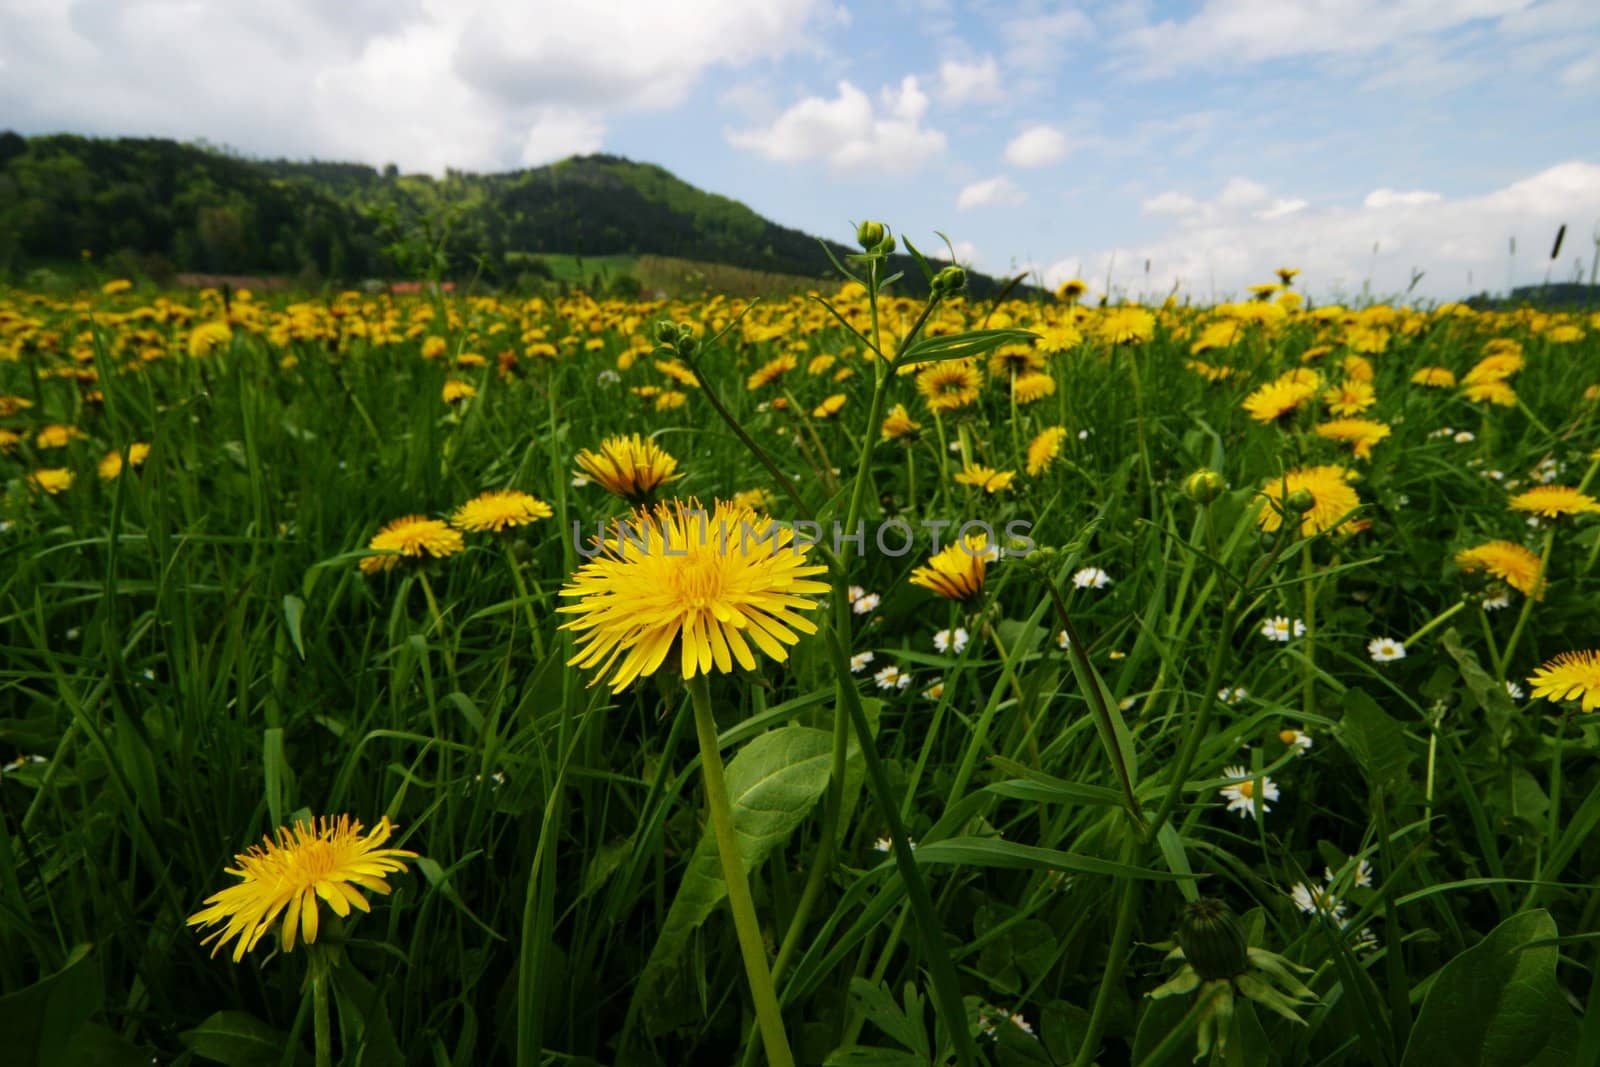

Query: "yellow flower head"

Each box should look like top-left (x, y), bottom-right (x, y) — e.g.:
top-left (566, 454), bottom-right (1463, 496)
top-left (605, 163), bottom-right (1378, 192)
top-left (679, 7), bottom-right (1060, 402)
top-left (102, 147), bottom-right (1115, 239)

top-left (574, 434), bottom-right (682, 505)
top-left (1508, 485), bottom-right (1600, 520)
top-left (187, 815), bottom-right (417, 962)
top-left (1527, 650), bottom-right (1600, 712)
top-left (1243, 378), bottom-right (1317, 423)
top-left (1314, 418), bottom-right (1391, 460)
top-left (1026, 426), bottom-right (1068, 477)
top-left (98, 442), bottom-right (151, 480)
top-left (451, 489), bottom-right (553, 534)
top-left (1096, 306), bottom-right (1156, 345)
top-left (1410, 366), bottom-right (1457, 388)
top-left (916, 359), bottom-right (983, 414)
top-left (187, 320), bottom-right (233, 359)
top-left (1257, 465), bottom-right (1362, 537)
top-left (1455, 540), bottom-right (1543, 599)
top-left (361, 515), bottom-right (465, 574)
top-left (1055, 278), bottom-right (1087, 304)
top-left (1463, 380), bottom-right (1517, 406)
top-left (1011, 371), bottom-right (1056, 404)
top-left (1323, 378), bottom-right (1377, 416)
top-left (909, 535), bottom-right (994, 607)
top-left (881, 403), bottom-right (922, 441)
top-left (28, 468), bottom-right (74, 495)
top-left (954, 465), bottom-right (1016, 493)
top-left (812, 393), bottom-right (847, 419)
top-left (559, 498), bottom-right (829, 691)
top-left (747, 353), bottom-right (797, 391)
top-left (442, 379), bottom-right (477, 404)
top-left (988, 344), bottom-right (1045, 380)
top-left (35, 423), bottom-right (83, 449)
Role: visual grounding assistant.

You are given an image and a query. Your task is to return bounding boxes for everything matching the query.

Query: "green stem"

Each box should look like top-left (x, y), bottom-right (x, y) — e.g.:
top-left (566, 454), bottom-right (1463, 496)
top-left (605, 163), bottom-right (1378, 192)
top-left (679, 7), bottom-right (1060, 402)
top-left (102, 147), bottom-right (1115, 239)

top-left (311, 951), bottom-right (333, 1067)
top-left (502, 540), bottom-right (546, 660)
top-left (1402, 599), bottom-right (1466, 648)
top-left (415, 568), bottom-right (458, 680)
top-left (1072, 847), bottom-right (1139, 1067)
top-left (687, 674), bottom-right (796, 1067)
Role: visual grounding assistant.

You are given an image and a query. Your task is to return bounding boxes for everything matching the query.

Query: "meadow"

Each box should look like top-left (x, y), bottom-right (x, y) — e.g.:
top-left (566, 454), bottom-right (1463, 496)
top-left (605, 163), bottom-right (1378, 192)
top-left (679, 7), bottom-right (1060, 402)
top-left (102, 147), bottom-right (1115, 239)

top-left (1, 230), bottom-right (1598, 1067)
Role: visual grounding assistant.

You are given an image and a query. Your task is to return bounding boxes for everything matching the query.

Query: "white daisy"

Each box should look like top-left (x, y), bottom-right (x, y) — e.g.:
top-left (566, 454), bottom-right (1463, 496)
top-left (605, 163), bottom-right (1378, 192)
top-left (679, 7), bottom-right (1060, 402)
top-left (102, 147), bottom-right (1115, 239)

top-left (847, 585), bottom-right (867, 604)
top-left (1326, 858), bottom-right (1374, 889)
top-left (874, 665), bottom-right (912, 691)
top-left (853, 592), bottom-right (881, 614)
top-left (849, 651), bottom-right (875, 673)
top-left (933, 627), bottom-right (969, 654)
top-left (1261, 616), bottom-right (1305, 642)
top-left (1072, 566), bottom-right (1112, 590)
top-left (1482, 589), bottom-right (1512, 611)
top-left (923, 680), bottom-right (945, 701)
top-left (1055, 630), bottom-right (1071, 650)
top-left (1218, 686), bottom-right (1249, 705)
top-left (1290, 881), bottom-right (1347, 923)
top-left (1505, 679), bottom-right (1525, 699)
top-left (1278, 727), bottom-right (1313, 755)
top-left (1453, 430), bottom-right (1475, 444)
top-left (1367, 637), bottom-right (1407, 663)
top-left (1219, 764), bottom-right (1280, 819)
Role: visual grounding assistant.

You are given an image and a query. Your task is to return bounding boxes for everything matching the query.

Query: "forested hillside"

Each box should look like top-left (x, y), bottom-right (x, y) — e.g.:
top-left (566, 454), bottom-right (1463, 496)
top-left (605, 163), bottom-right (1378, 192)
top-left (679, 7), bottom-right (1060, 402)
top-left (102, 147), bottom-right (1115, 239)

top-left (0, 132), bottom-right (1022, 295)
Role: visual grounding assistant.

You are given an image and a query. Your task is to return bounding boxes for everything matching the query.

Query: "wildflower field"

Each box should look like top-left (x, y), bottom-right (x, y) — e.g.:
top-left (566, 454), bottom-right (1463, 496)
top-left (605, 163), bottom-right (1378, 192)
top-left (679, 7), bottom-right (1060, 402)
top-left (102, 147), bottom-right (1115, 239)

top-left (2, 233), bottom-right (1599, 1067)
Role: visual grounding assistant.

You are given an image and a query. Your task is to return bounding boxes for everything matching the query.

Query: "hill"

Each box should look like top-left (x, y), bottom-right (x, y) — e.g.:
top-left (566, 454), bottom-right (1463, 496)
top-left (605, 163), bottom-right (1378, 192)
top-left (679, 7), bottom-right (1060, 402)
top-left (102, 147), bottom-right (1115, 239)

top-left (0, 132), bottom-right (1027, 297)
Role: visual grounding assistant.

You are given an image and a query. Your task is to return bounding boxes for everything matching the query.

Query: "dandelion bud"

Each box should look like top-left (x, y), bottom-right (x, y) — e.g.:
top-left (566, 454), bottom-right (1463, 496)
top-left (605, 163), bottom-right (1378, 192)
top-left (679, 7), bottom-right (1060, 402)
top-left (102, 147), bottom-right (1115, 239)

top-left (677, 332), bottom-right (700, 359)
top-left (1178, 897), bottom-right (1248, 981)
top-left (1183, 469), bottom-right (1226, 503)
top-left (931, 265), bottom-right (967, 298)
top-left (1284, 488), bottom-right (1317, 515)
top-left (857, 221), bottom-right (887, 251)
top-left (653, 320), bottom-right (679, 347)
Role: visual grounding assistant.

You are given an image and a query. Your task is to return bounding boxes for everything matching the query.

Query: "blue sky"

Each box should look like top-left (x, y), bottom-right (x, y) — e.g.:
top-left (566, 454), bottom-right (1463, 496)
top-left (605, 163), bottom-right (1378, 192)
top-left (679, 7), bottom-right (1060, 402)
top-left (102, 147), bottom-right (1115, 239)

top-left (3, 0), bottom-right (1598, 300)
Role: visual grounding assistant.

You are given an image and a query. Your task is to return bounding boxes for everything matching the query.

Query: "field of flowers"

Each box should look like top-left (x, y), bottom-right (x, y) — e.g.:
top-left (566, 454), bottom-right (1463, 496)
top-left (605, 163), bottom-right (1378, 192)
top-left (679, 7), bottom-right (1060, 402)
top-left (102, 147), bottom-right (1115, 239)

top-left (2, 229), bottom-right (1598, 1066)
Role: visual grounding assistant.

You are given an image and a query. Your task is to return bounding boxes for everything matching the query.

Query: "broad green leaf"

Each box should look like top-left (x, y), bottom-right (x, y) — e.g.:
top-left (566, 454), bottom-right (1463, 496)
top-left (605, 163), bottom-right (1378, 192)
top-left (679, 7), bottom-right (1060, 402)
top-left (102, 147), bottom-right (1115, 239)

top-left (1400, 910), bottom-right (1580, 1067)
top-left (1337, 688), bottom-right (1415, 793)
top-left (895, 328), bottom-right (1039, 367)
top-left (633, 725), bottom-right (834, 1036)
top-left (282, 594), bottom-right (306, 659)
top-left (180, 1010), bottom-right (306, 1067)
top-left (0, 944), bottom-right (100, 1067)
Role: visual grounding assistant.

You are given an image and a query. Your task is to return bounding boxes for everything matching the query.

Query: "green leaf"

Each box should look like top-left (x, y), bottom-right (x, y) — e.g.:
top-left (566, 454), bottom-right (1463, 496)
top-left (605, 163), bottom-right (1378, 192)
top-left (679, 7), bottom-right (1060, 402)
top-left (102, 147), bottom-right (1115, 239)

top-left (1400, 910), bottom-right (1580, 1067)
top-left (632, 725), bottom-right (834, 1036)
top-left (0, 944), bottom-right (101, 1067)
top-left (180, 1010), bottom-right (306, 1067)
top-left (282, 594), bottom-right (306, 659)
top-left (1337, 688), bottom-right (1415, 793)
top-left (895, 328), bottom-right (1039, 368)
top-left (908, 837), bottom-right (1184, 880)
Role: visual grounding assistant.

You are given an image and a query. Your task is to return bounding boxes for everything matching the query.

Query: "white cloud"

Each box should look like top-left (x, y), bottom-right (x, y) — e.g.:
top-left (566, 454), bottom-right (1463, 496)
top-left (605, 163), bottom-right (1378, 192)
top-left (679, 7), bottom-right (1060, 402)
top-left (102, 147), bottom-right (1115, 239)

top-left (1120, 0), bottom-right (1534, 75)
top-left (938, 56), bottom-right (1002, 103)
top-left (1258, 198), bottom-right (1308, 220)
top-left (1142, 191), bottom-right (1199, 216)
top-left (727, 77), bottom-right (947, 173)
top-left (957, 176), bottom-right (1026, 210)
top-left (1217, 177), bottom-right (1269, 207)
top-left (0, 0), bottom-right (826, 173)
top-left (1004, 125), bottom-right (1069, 167)
top-left (950, 239), bottom-right (982, 268)
top-left (1364, 188), bottom-right (1443, 208)
top-left (1560, 55), bottom-right (1600, 86)
top-left (1047, 162), bottom-right (1600, 302)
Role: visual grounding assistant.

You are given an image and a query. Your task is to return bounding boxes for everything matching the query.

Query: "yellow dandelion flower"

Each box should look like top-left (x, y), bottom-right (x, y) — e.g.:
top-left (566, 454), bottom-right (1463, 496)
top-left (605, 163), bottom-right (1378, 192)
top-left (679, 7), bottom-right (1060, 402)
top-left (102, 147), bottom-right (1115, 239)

top-left (28, 468), bottom-right (74, 495)
top-left (187, 320), bottom-right (233, 359)
top-left (881, 403), bottom-right (922, 441)
top-left (1257, 465), bottom-right (1362, 537)
top-left (360, 515), bottom-right (465, 574)
top-left (1546, 324), bottom-right (1584, 344)
top-left (1314, 418), bottom-right (1391, 460)
top-left (558, 498), bottom-right (828, 691)
top-left (1185, 359), bottom-right (1237, 382)
top-left (1055, 278), bottom-right (1088, 304)
top-left (655, 359), bottom-right (701, 388)
top-left (656, 390), bottom-right (688, 412)
top-left (34, 424), bottom-right (83, 449)
top-left (187, 815), bottom-right (417, 962)
top-left (1463, 350), bottom-right (1524, 385)
top-left (988, 345), bottom-right (1044, 380)
top-left (1276, 267), bottom-right (1299, 285)
top-left (1323, 379), bottom-right (1376, 416)
top-left (1527, 651), bottom-right (1600, 712)
top-left (1463, 380), bottom-right (1517, 406)
top-left (442, 379), bottom-right (477, 404)
top-left (451, 489), bottom-right (553, 534)
top-left (1012, 371), bottom-right (1056, 404)
top-left (747, 353), bottom-right (797, 391)
top-left (806, 354), bottom-right (837, 376)
top-left (1243, 379), bottom-right (1317, 423)
top-left (731, 488), bottom-right (772, 511)
top-left (1341, 354), bottom-right (1374, 382)
top-left (574, 434), bottom-right (682, 504)
top-left (916, 359), bottom-right (983, 414)
top-left (1508, 485), bottom-right (1600, 519)
top-left (1037, 323), bottom-right (1083, 353)
top-left (1455, 540), bottom-right (1543, 599)
top-left (421, 336), bottom-right (447, 360)
top-left (0, 429), bottom-right (21, 452)
top-left (812, 393), bottom-right (848, 419)
top-left (954, 465), bottom-right (1016, 493)
top-left (1411, 366), bottom-right (1456, 387)
top-left (1097, 306), bottom-right (1156, 345)
top-left (909, 534), bottom-right (994, 607)
top-left (98, 442), bottom-right (151, 480)
top-left (1026, 426), bottom-right (1068, 476)
top-left (101, 278), bottom-right (133, 295)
